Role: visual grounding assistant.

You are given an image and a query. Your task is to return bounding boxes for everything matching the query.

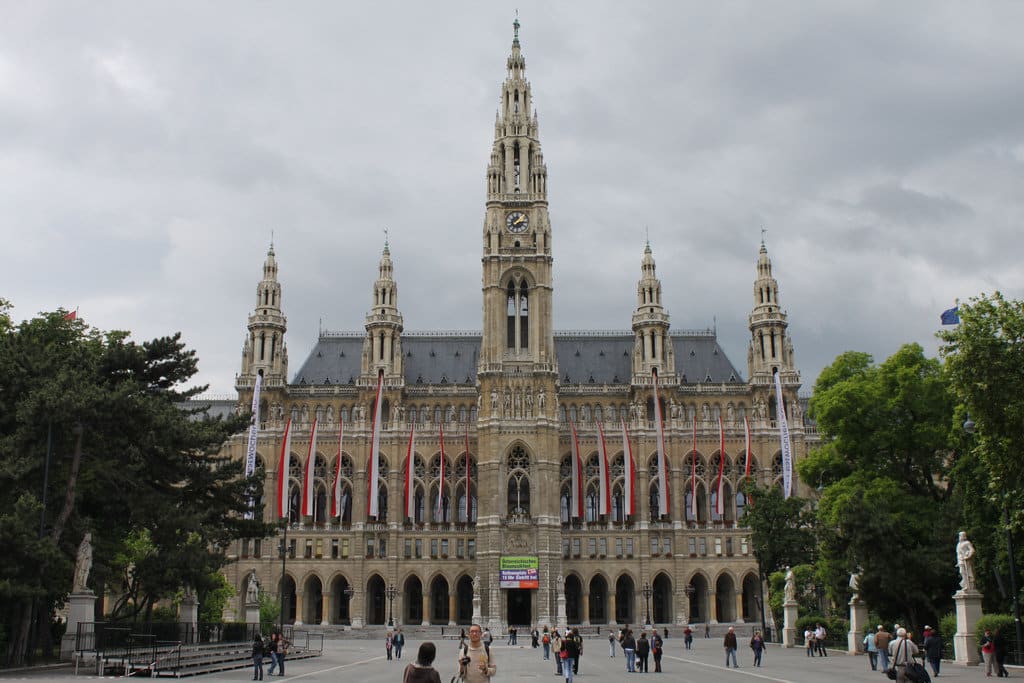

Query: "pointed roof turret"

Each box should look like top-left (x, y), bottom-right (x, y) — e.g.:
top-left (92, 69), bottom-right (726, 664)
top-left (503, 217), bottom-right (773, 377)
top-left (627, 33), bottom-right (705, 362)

top-left (631, 241), bottom-right (674, 382)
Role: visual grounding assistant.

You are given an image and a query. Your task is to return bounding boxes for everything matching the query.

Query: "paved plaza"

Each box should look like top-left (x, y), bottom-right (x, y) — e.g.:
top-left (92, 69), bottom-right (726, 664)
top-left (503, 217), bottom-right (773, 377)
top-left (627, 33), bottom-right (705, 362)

top-left (0, 638), bottom-right (998, 683)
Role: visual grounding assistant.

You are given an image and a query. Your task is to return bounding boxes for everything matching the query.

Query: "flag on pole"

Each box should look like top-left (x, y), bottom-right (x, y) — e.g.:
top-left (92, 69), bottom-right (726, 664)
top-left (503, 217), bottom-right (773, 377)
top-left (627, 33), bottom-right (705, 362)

top-left (63, 308), bottom-right (78, 321)
top-left (690, 416), bottom-right (698, 520)
top-left (366, 370), bottom-right (385, 518)
top-left (436, 423), bottom-right (446, 521)
top-left (403, 421), bottom-right (416, 520)
top-left (464, 423), bottom-right (472, 521)
top-left (652, 369), bottom-right (670, 517)
top-left (940, 306), bottom-right (960, 325)
top-left (715, 416), bottom-right (725, 516)
top-left (331, 420), bottom-right (345, 517)
top-left (570, 421), bottom-right (584, 518)
top-left (743, 415), bottom-right (753, 508)
top-left (774, 370), bottom-right (794, 498)
top-left (276, 418), bottom-right (293, 519)
top-left (621, 419), bottom-right (635, 517)
top-left (302, 419), bottom-right (319, 517)
top-left (597, 423), bottom-right (611, 516)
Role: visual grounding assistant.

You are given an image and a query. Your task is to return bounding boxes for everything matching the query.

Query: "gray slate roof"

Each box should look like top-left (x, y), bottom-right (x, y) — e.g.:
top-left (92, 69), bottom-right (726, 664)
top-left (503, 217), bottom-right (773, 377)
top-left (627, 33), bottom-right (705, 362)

top-left (293, 331), bottom-right (744, 386)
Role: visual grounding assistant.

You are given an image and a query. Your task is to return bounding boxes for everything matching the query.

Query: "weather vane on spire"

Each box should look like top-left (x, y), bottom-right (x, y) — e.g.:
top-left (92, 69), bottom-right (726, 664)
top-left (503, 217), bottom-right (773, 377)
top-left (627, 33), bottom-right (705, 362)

top-left (384, 227), bottom-right (389, 248)
top-left (761, 226), bottom-right (767, 245)
top-left (270, 229), bottom-right (275, 250)
top-left (513, 10), bottom-right (520, 43)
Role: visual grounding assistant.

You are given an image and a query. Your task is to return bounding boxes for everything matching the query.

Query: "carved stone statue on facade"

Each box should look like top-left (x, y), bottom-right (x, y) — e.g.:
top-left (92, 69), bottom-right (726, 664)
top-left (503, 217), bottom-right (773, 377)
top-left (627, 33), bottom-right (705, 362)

top-left (701, 403), bottom-right (711, 422)
top-left (956, 530), bottom-right (976, 592)
top-left (538, 388), bottom-right (546, 412)
top-left (504, 390), bottom-right (512, 417)
top-left (491, 389), bottom-right (499, 413)
top-left (73, 532), bottom-right (93, 592)
top-left (784, 566), bottom-right (796, 603)
top-left (514, 392), bottom-right (522, 418)
top-left (727, 403), bottom-right (735, 423)
top-left (473, 574), bottom-right (481, 593)
top-left (246, 572), bottom-right (260, 604)
top-left (525, 391), bottom-right (534, 417)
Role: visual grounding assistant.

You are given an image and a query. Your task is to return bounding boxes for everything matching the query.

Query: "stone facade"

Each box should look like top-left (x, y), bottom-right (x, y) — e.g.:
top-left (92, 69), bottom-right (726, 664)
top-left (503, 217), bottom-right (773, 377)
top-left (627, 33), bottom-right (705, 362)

top-left (221, 20), bottom-right (809, 631)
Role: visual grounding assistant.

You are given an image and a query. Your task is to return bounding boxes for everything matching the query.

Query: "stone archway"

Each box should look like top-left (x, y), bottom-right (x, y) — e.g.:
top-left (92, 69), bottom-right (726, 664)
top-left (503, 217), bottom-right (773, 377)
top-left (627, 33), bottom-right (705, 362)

top-left (279, 575), bottom-right (296, 625)
top-left (715, 573), bottom-right (736, 622)
top-left (652, 573), bottom-right (672, 624)
top-left (588, 575), bottom-right (608, 624)
top-left (688, 574), bottom-right (708, 624)
top-left (565, 575), bottom-right (583, 624)
top-left (615, 575), bottom-right (635, 624)
top-left (330, 575), bottom-right (352, 624)
top-left (741, 573), bottom-right (761, 623)
top-left (455, 575), bottom-right (474, 625)
top-left (302, 574), bottom-right (323, 625)
top-left (366, 575), bottom-right (386, 625)
top-left (430, 576), bottom-right (450, 625)
top-left (404, 575), bottom-right (424, 625)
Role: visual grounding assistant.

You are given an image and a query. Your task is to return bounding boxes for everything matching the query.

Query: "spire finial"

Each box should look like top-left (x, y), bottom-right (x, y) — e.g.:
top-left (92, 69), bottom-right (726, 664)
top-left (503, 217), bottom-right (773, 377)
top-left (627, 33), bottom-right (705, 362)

top-left (513, 11), bottom-right (520, 45)
top-left (269, 229), bottom-right (275, 254)
top-left (645, 225), bottom-right (650, 249)
top-left (761, 226), bottom-right (767, 246)
top-left (384, 227), bottom-right (389, 250)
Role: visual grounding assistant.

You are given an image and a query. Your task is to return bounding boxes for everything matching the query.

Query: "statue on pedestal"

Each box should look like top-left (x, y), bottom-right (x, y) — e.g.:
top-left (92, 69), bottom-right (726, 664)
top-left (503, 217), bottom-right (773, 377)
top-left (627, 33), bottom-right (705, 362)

top-left (73, 532), bottom-right (93, 592)
top-left (472, 575), bottom-right (481, 595)
top-left (246, 573), bottom-right (260, 604)
top-left (956, 531), bottom-right (976, 591)
top-left (849, 569), bottom-right (862, 600)
top-left (784, 566), bottom-right (796, 603)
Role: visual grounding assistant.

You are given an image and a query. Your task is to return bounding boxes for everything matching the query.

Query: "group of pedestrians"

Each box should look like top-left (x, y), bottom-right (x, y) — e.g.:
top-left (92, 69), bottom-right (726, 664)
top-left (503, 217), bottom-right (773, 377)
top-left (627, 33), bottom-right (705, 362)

top-left (803, 623), bottom-right (829, 657)
top-left (980, 627), bottom-right (1011, 677)
top-left (613, 625), bottom-right (665, 673)
top-left (385, 628), bottom-right (406, 660)
top-left (251, 631), bottom-right (290, 680)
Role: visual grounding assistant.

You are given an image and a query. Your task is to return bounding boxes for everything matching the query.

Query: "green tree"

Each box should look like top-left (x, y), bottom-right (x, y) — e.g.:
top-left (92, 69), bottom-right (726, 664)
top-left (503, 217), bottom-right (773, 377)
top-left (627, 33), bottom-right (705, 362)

top-left (740, 483), bottom-right (817, 576)
top-left (0, 306), bottom-right (272, 665)
top-left (801, 344), bottom-right (958, 631)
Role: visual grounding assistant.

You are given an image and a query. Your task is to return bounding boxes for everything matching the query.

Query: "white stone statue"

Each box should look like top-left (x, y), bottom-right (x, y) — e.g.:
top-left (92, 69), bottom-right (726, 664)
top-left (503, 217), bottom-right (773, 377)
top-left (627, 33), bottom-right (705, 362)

top-left (73, 532), bottom-right (93, 592)
top-left (246, 572), bottom-right (260, 604)
top-left (538, 388), bottom-right (546, 411)
top-left (849, 569), bottom-right (861, 598)
top-left (182, 585), bottom-right (197, 603)
top-left (491, 389), bottom-right (498, 412)
top-left (956, 530), bottom-right (976, 591)
top-left (784, 567), bottom-right (796, 603)
top-left (472, 574), bottom-right (481, 593)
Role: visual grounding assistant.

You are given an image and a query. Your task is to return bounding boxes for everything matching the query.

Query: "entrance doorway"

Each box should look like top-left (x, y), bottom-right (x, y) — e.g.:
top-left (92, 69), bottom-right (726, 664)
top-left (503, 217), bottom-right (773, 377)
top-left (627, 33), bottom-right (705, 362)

top-left (506, 589), bottom-right (532, 626)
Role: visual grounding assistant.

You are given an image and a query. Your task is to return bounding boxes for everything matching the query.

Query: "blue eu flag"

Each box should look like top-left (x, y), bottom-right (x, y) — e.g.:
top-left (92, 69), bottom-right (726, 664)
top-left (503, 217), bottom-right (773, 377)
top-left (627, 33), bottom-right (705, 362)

top-left (941, 307), bottom-right (960, 325)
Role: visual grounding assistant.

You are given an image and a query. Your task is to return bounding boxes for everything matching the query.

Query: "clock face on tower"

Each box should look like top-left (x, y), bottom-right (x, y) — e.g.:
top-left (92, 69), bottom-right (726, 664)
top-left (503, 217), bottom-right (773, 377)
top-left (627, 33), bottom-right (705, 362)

top-left (506, 211), bottom-right (529, 233)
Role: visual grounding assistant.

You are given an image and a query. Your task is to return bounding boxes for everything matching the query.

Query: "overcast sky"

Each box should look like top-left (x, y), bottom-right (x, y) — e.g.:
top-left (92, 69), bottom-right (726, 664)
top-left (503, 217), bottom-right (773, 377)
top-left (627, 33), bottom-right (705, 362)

top-left (4, 2), bottom-right (1023, 397)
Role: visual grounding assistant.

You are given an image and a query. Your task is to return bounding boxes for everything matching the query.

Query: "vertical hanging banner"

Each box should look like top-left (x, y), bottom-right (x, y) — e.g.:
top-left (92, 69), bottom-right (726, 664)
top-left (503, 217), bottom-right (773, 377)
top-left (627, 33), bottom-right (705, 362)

top-left (597, 423), bottom-right (611, 516)
top-left (302, 419), bottom-right (319, 517)
top-left (331, 421), bottom-right (345, 518)
top-left (436, 423), bottom-right (446, 521)
top-left (403, 421), bottom-right (416, 519)
top-left (690, 416), bottom-right (698, 520)
top-left (366, 370), bottom-right (385, 518)
top-left (276, 418), bottom-right (293, 520)
top-left (652, 369), bottom-right (670, 517)
top-left (715, 416), bottom-right (725, 516)
top-left (570, 421), bottom-right (583, 518)
top-left (774, 370), bottom-right (794, 498)
top-left (621, 420), bottom-right (636, 517)
top-left (464, 423), bottom-right (472, 521)
top-left (743, 416), bottom-right (752, 479)
top-left (244, 373), bottom-right (263, 477)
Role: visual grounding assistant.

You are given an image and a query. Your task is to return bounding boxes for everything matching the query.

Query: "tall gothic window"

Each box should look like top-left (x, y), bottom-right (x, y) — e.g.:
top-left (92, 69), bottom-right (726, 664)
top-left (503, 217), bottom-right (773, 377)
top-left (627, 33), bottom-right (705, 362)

top-left (506, 446), bottom-right (531, 516)
top-left (506, 277), bottom-right (529, 351)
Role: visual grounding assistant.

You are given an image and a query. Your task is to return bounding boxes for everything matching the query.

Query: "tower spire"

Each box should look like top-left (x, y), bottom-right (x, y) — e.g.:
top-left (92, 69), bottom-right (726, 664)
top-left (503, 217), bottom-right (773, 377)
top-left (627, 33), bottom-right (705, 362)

top-left (747, 240), bottom-right (796, 379)
top-left (238, 244), bottom-right (288, 388)
top-left (631, 241), bottom-right (674, 383)
top-left (362, 241), bottom-right (404, 382)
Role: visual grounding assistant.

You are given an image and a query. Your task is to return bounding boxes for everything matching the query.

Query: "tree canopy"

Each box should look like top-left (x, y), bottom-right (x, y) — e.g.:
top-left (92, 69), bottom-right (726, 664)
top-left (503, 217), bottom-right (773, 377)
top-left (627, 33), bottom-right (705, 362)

top-left (0, 303), bottom-right (270, 665)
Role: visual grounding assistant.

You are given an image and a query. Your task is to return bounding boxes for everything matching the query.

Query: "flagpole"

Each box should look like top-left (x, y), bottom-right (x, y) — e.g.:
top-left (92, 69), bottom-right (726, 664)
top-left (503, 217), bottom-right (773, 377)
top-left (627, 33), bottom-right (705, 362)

top-left (279, 518), bottom-right (288, 633)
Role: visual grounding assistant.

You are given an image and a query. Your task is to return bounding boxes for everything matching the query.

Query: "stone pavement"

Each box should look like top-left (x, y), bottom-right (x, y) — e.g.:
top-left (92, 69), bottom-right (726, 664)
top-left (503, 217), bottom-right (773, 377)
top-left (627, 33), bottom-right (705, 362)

top-left (0, 638), bottom-right (990, 683)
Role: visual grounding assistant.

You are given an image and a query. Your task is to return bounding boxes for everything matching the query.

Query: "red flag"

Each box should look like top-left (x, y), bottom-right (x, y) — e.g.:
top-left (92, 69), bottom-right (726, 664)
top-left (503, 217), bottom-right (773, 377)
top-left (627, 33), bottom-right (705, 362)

top-left (403, 421), bottom-right (416, 520)
top-left (302, 419), bottom-right (319, 517)
top-left (366, 370), bottom-right (384, 517)
top-left (276, 418), bottom-right (293, 519)
top-left (570, 421), bottom-right (584, 518)
top-left (715, 416), bottom-right (725, 516)
top-left (436, 423), bottom-right (446, 521)
top-left (63, 309), bottom-right (77, 321)
top-left (621, 419), bottom-right (635, 517)
top-left (464, 423), bottom-right (472, 521)
top-left (690, 416), bottom-right (698, 520)
top-left (330, 420), bottom-right (345, 517)
top-left (597, 423), bottom-right (611, 516)
top-left (653, 369), bottom-right (670, 517)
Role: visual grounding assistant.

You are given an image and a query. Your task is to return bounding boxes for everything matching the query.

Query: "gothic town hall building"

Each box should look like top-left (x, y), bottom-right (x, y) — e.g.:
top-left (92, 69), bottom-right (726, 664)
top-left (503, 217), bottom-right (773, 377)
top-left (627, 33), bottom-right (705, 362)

top-left (222, 22), bottom-right (809, 631)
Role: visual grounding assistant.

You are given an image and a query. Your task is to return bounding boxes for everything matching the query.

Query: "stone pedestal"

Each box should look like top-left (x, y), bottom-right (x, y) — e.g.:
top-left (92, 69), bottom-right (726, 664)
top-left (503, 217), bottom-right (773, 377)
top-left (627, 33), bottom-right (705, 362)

top-left (472, 596), bottom-right (482, 623)
top-left (782, 599), bottom-right (799, 648)
top-left (848, 597), bottom-right (867, 654)
top-left (556, 594), bottom-right (566, 628)
top-left (61, 591), bottom-right (97, 660)
top-left (244, 600), bottom-right (260, 626)
top-left (954, 589), bottom-right (983, 665)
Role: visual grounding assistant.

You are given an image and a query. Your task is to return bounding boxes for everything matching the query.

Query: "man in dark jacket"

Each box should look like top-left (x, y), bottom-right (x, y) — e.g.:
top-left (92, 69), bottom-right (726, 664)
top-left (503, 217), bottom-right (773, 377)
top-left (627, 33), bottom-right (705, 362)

top-left (723, 626), bottom-right (739, 668)
top-left (922, 627), bottom-right (942, 677)
top-left (635, 632), bottom-right (650, 673)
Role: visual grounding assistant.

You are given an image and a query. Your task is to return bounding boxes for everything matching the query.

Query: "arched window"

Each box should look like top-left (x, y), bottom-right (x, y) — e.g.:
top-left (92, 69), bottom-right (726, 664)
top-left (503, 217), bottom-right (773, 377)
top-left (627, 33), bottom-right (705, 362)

top-left (506, 446), bottom-right (531, 516)
top-left (505, 277), bottom-right (530, 351)
top-left (585, 484), bottom-right (600, 522)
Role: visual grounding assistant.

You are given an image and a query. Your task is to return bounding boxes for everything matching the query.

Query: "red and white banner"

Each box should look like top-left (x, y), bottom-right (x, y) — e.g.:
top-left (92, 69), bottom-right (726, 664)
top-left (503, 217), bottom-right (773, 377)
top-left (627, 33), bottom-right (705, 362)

top-left (570, 422), bottom-right (584, 518)
top-left (653, 369), bottom-right (670, 517)
top-left (621, 419), bottom-right (636, 517)
top-left (689, 416), bottom-right (698, 520)
top-left (597, 423), bottom-right (611, 516)
top-left (331, 421), bottom-right (345, 517)
top-left (436, 423), bottom-right (446, 521)
top-left (464, 424), bottom-right (472, 520)
top-left (715, 416), bottom-right (725, 516)
top-left (302, 419), bottom-right (319, 517)
top-left (276, 418), bottom-right (293, 519)
top-left (366, 370), bottom-right (385, 518)
top-left (403, 421), bottom-right (416, 519)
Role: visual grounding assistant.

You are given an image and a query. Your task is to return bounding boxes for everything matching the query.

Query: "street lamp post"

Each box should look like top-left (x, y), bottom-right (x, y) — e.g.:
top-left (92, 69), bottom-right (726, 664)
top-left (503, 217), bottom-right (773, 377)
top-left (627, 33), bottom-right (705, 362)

top-left (964, 416), bottom-right (1023, 665)
top-left (386, 584), bottom-right (399, 627)
top-left (641, 582), bottom-right (652, 626)
top-left (343, 585), bottom-right (355, 625)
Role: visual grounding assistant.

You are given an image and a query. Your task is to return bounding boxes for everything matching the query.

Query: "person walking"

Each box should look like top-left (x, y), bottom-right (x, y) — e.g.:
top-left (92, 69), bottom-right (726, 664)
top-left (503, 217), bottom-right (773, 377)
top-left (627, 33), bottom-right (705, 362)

top-left (994, 627), bottom-right (1009, 677)
top-left (875, 625), bottom-right (892, 673)
top-left (814, 623), bottom-right (828, 657)
top-left (750, 630), bottom-right (765, 667)
top-left (980, 628), bottom-right (997, 677)
top-left (863, 628), bottom-right (878, 671)
top-left (457, 624), bottom-right (497, 683)
top-left (275, 632), bottom-right (290, 676)
top-left (553, 629), bottom-right (564, 676)
top-left (560, 630), bottom-right (580, 683)
top-left (622, 629), bottom-right (637, 673)
top-left (404, 642), bottom-right (443, 683)
top-left (532, 627), bottom-right (539, 648)
top-left (651, 632), bottom-right (664, 673)
top-left (251, 634), bottom-right (265, 681)
top-left (723, 626), bottom-right (739, 668)
top-left (394, 628), bottom-right (406, 659)
top-left (922, 626), bottom-right (942, 677)
top-left (386, 632), bottom-right (394, 661)
top-left (608, 629), bottom-right (617, 657)
top-left (636, 632), bottom-right (650, 673)
top-left (888, 628), bottom-right (919, 683)
top-left (265, 632), bottom-right (279, 676)
top-left (804, 629), bottom-right (815, 657)
top-left (542, 627), bottom-right (552, 660)
top-left (683, 625), bottom-right (693, 650)
top-left (570, 628), bottom-right (583, 675)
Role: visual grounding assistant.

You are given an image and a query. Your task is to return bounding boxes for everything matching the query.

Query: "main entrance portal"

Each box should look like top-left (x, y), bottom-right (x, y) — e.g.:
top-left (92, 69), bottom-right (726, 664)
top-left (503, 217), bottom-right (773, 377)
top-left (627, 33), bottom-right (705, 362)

top-left (506, 589), bottom-right (532, 626)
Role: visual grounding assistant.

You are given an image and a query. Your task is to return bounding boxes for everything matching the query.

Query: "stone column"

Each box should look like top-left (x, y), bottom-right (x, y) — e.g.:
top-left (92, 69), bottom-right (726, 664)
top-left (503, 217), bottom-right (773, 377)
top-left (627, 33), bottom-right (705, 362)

top-left (582, 597), bottom-right (590, 626)
top-left (556, 593), bottom-right (566, 627)
top-left (449, 594), bottom-right (457, 626)
top-left (321, 592), bottom-right (330, 626)
top-left (608, 593), bottom-right (617, 626)
top-left (294, 589), bottom-right (305, 626)
top-left (848, 597), bottom-right (867, 654)
top-left (954, 589), bottom-right (983, 665)
top-left (709, 589), bottom-right (718, 624)
top-left (422, 593), bottom-right (430, 626)
top-left (782, 599), bottom-right (798, 648)
top-left (734, 590), bottom-right (744, 625)
top-left (351, 591), bottom-right (365, 629)
top-left (61, 591), bottom-right (97, 660)
top-left (473, 594), bottom-right (482, 623)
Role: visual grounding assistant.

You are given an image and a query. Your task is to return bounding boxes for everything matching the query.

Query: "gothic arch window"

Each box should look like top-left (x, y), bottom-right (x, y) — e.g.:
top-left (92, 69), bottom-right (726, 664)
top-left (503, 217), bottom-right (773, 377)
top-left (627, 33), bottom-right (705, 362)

top-left (506, 446), bottom-right (531, 517)
top-left (341, 406), bottom-right (349, 423)
top-left (375, 482), bottom-right (389, 522)
top-left (648, 480), bottom-right (661, 522)
top-left (456, 454), bottom-right (478, 524)
top-left (408, 406), bottom-right (417, 424)
top-left (259, 333), bottom-right (266, 361)
top-left (685, 483), bottom-right (707, 523)
top-left (505, 276), bottom-right (530, 351)
top-left (290, 405), bottom-right (299, 424)
top-left (771, 452), bottom-right (784, 488)
top-left (434, 406), bottom-right (442, 424)
top-left (585, 482), bottom-right (600, 522)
